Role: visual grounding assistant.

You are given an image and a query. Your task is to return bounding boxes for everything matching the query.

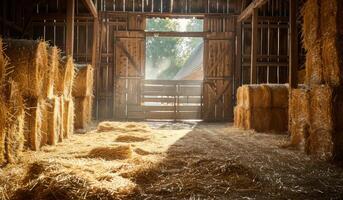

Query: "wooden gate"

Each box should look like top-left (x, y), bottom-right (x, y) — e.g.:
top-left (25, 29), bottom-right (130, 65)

top-left (114, 31), bottom-right (145, 120)
top-left (202, 16), bottom-right (236, 121)
top-left (143, 80), bottom-right (202, 121)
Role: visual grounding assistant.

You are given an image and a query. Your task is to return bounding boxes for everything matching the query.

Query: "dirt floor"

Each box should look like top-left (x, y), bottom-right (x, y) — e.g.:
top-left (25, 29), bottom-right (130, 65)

top-left (1, 122), bottom-right (343, 200)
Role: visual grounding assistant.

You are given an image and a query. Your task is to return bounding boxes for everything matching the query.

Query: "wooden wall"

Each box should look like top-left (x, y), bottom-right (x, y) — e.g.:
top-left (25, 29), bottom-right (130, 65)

top-left (0, 0), bottom-right (300, 122)
top-left (238, 0), bottom-right (290, 85)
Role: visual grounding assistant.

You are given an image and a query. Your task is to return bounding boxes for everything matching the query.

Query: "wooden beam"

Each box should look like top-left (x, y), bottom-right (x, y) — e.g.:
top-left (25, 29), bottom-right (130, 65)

top-left (145, 31), bottom-right (204, 37)
top-left (238, 0), bottom-right (268, 22)
top-left (82, 0), bottom-right (98, 18)
top-left (289, 0), bottom-right (298, 88)
top-left (66, 0), bottom-right (75, 56)
top-left (250, 8), bottom-right (258, 84)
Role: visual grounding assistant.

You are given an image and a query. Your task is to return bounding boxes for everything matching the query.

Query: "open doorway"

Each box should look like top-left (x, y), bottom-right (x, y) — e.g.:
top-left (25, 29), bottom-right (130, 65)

top-left (143, 17), bottom-right (204, 121)
top-left (145, 18), bottom-right (204, 80)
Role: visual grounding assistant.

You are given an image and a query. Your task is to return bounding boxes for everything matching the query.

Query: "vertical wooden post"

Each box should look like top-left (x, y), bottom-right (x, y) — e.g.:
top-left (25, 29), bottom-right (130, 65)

top-left (235, 21), bottom-right (242, 90)
top-left (289, 0), bottom-right (298, 88)
top-left (250, 8), bottom-right (258, 84)
top-left (92, 18), bottom-right (99, 68)
top-left (66, 0), bottom-right (75, 56)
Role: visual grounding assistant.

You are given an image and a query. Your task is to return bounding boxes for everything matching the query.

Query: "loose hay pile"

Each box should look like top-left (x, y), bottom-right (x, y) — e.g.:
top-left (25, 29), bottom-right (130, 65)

top-left (88, 145), bottom-right (133, 160)
top-left (234, 84), bottom-right (288, 133)
top-left (115, 135), bottom-right (149, 143)
top-left (13, 161), bottom-right (136, 200)
top-left (97, 121), bottom-right (151, 133)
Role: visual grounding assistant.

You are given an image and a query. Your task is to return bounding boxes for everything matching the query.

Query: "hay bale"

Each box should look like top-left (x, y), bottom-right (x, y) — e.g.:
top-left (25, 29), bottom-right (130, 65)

top-left (44, 47), bottom-right (60, 98)
top-left (320, 0), bottom-right (343, 39)
top-left (72, 64), bottom-right (94, 97)
top-left (244, 108), bottom-right (271, 132)
top-left (74, 96), bottom-right (92, 130)
top-left (306, 44), bottom-right (323, 85)
top-left (307, 85), bottom-right (334, 160)
top-left (267, 84), bottom-right (289, 108)
top-left (59, 97), bottom-right (64, 142)
top-left (322, 37), bottom-right (343, 86)
top-left (4, 81), bottom-right (25, 163)
top-left (4, 39), bottom-right (48, 98)
top-left (233, 106), bottom-right (244, 129)
top-left (0, 97), bottom-right (7, 165)
top-left (289, 88), bottom-right (310, 146)
top-left (298, 69), bottom-right (306, 84)
top-left (301, 0), bottom-right (321, 50)
top-left (242, 85), bottom-right (271, 109)
top-left (43, 97), bottom-right (61, 146)
top-left (236, 87), bottom-right (244, 107)
top-left (56, 56), bottom-right (75, 98)
top-left (63, 99), bottom-right (74, 139)
top-left (88, 145), bottom-right (132, 160)
top-left (24, 98), bottom-right (44, 151)
top-left (0, 38), bottom-right (7, 84)
top-left (269, 108), bottom-right (288, 132)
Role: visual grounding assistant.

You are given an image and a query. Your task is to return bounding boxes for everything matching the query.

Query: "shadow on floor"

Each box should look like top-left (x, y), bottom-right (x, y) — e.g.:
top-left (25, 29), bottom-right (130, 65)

top-left (124, 123), bottom-right (343, 199)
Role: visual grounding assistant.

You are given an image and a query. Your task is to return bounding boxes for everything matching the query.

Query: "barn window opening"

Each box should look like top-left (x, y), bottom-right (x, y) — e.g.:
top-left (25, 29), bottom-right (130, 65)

top-left (145, 18), bottom-right (204, 80)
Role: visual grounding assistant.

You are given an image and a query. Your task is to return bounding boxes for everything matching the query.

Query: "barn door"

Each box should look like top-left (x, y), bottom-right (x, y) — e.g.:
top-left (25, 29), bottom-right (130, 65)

top-left (114, 31), bottom-right (145, 120)
top-left (203, 16), bottom-right (236, 122)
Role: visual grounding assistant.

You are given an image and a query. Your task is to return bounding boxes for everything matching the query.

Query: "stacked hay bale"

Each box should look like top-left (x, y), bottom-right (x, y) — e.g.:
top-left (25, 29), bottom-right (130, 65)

top-left (0, 38), bottom-right (7, 165)
top-left (234, 84), bottom-right (289, 133)
top-left (4, 39), bottom-right (48, 151)
top-left (289, 0), bottom-right (343, 160)
top-left (55, 56), bottom-right (75, 140)
top-left (0, 39), bottom-right (26, 165)
top-left (42, 47), bottom-right (62, 145)
top-left (72, 64), bottom-right (94, 130)
top-left (2, 39), bottom-right (76, 153)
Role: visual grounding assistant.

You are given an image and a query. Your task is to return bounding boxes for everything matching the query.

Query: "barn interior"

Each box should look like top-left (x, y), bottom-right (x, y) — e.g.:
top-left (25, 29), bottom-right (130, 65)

top-left (1, 0), bottom-right (343, 199)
